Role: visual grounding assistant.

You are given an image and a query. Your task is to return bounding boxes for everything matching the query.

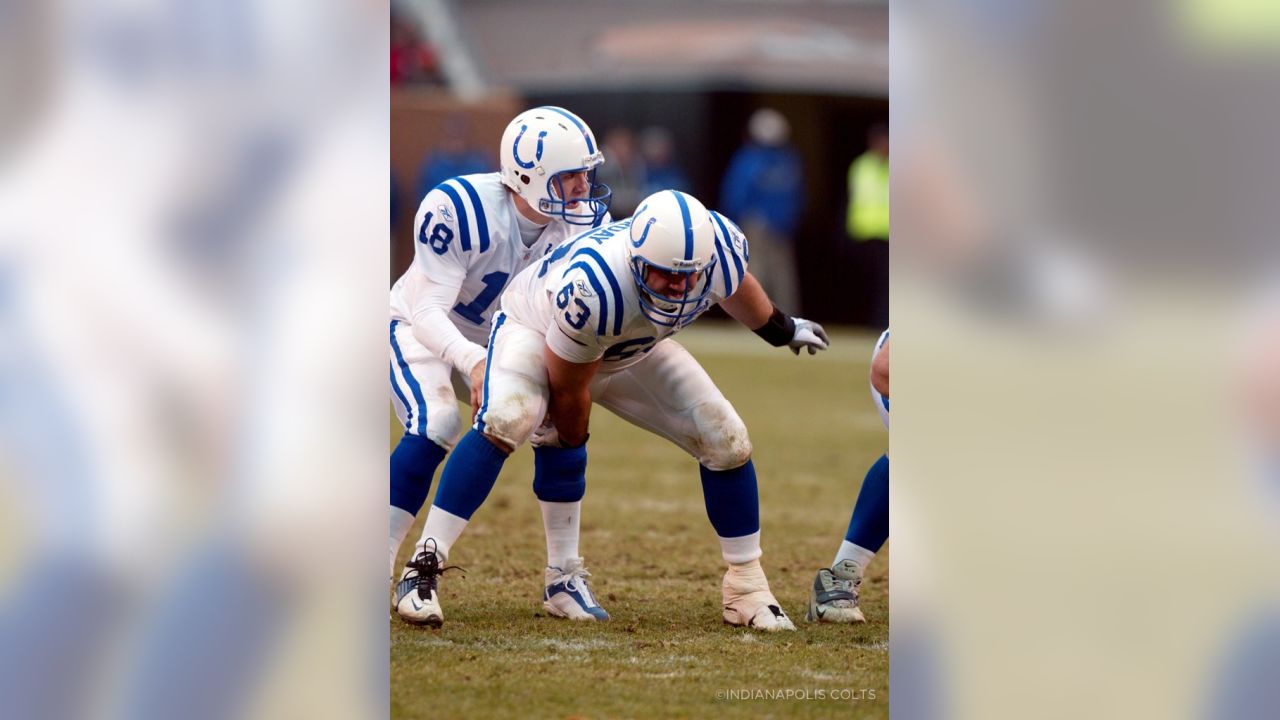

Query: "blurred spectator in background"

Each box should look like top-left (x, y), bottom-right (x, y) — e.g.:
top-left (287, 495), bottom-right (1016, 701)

top-left (597, 127), bottom-right (647, 217)
top-left (391, 10), bottom-right (440, 86)
top-left (639, 126), bottom-right (690, 195)
top-left (414, 114), bottom-right (492, 203)
top-left (848, 123), bottom-right (890, 242)
top-left (720, 108), bottom-right (804, 314)
top-left (847, 123), bottom-right (890, 326)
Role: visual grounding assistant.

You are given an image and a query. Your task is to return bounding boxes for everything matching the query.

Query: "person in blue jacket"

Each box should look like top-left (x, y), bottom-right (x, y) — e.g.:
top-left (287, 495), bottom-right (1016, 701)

top-left (719, 108), bottom-right (805, 314)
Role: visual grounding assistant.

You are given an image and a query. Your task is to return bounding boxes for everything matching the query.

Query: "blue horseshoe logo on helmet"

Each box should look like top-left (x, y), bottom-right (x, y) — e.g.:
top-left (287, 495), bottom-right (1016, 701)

top-left (632, 217), bottom-right (657, 248)
top-left (512, 124), bottom-right (548, 169)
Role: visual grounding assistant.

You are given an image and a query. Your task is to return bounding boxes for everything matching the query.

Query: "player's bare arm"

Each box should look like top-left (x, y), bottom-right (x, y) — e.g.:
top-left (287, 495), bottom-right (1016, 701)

top-left (544, 344), bottom-right (601, 447)
top-left (720, 271), bottom-right (774, 327)
top-left (871, 337), bottom-right (890, 398)
top-left (720, 271), bottom-right (830, 355)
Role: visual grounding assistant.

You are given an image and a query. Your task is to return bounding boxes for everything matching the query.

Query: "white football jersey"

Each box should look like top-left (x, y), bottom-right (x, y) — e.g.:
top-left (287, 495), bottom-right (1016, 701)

top-left (390, 173), bottom-right (602, 345)
top-left (501, 210), bottom-right (751, 370)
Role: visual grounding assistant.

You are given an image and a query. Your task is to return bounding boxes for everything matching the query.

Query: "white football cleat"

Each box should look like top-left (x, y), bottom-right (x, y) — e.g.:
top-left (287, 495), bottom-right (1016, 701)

top-left (543, 557), bottom-right (609, 621)
top-left (722, 560), bottom-right (796, 632)
top-left (394, 540), bottom-right (460, 627)
top-left (806, 559), bottom-right (866, 623)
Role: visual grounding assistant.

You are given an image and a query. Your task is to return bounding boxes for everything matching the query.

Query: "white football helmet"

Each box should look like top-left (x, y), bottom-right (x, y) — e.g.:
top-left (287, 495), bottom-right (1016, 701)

top-left (627, 190), bottom-right (719, 327)
top-left (499, 106), bottom-right (611, 225)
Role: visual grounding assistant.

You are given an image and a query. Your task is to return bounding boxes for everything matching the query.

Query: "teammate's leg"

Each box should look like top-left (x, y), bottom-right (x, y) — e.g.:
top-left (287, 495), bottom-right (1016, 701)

top-left (395, 314), bottom-right (550, 625)
top-left (811, 330), bottom-right (891, 623)
top-left (809, 454), bottom-right (887, 623)
top-left (839, 454), bottom-right (889, 569)
top-left (533, 444), bottom-right (587, 571)
top-left (593, 340), bottom-right (794, 631)
top-left (530, 441), bottom-right (607, 620)
top-left (389, 320), bottom-right (464, 580)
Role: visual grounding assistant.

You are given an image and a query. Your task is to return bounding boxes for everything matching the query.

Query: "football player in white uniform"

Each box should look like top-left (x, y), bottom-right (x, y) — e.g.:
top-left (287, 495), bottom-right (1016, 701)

top-left (394, 190), bottom-right (829, 630)
top-left (389, 107), bottom-right (611, 590)
top-left (807, 330), bottom-right (889, 623)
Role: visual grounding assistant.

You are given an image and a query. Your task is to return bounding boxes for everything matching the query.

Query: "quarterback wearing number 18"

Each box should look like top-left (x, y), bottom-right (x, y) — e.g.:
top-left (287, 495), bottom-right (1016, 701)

top-left (388, 107), bottom-right (611, 605)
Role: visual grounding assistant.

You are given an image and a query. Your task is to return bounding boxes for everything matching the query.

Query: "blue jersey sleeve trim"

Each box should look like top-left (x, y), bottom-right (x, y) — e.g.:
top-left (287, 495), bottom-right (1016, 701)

top-left (454, 177), bottom-right (491, 253)
top-left (572, 247), bottom-right (625, 335)
top-left (722, 214), bottom-right (750, 266)
top-left (437, 182), bottom-right (472, 252)
top-left (566, 261), bottom-right (610, 336)
top-left (710, 212), bottom-right (745, 292)
top-left (712, 233), bottom-right (733, 297)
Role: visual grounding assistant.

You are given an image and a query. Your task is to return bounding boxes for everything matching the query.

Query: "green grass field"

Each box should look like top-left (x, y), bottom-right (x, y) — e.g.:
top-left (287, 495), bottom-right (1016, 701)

top-left (390, 322), bottom-right (889, 719)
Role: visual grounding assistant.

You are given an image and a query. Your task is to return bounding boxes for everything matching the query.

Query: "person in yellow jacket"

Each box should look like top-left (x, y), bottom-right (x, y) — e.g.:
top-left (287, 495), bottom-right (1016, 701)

top-left (846, 124), bottom-right (889, 325)
top-left (847, 124), bottom-right (889, 242)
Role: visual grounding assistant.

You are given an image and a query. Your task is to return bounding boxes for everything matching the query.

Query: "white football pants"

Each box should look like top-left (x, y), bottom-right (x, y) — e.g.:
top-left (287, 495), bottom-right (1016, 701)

top-left (474, 313), bottom-right (753, 471)
top-left (389, 319), bottom-right (470, 450)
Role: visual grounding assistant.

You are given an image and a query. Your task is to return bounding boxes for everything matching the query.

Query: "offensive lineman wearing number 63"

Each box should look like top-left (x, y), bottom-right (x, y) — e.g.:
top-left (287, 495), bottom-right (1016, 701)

top-left (388, 107), bottom-right (613, 588)
top-left (394, 189), bottom-right (830, 631)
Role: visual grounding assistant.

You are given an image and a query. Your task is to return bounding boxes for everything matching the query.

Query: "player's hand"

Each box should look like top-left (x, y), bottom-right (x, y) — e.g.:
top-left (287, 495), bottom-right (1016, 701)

top-left (789, 318), bottom-right (829, 355)
top-left (468, 359), bottom-right (486, 420)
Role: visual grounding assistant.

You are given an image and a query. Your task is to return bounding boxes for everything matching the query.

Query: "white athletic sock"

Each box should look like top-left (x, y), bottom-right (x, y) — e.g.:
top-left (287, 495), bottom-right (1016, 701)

top-left (834, 540), bottom-right (876, 571)
top-left (414, 506), bottom-right (471, 565)
top-left (540, 500), bottom-right (581, 569)
top-left (719, 530), bottom-right (762, 565)
top-left (390, 507), bottom-right (416, 579)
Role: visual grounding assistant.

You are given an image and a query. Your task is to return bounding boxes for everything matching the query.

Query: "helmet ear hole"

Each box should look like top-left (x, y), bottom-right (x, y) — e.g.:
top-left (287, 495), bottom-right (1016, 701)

top-left (519, 174), bottom-right (530, 185)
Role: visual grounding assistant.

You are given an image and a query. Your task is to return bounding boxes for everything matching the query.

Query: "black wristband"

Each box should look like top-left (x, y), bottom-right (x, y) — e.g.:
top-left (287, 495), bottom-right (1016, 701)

top-left (752, 306), bottom-right (795, 347)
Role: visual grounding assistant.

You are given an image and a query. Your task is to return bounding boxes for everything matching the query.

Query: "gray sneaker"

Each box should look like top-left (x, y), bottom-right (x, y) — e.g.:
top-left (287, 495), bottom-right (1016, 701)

top-left (806, 558), bottom-right (866, 623)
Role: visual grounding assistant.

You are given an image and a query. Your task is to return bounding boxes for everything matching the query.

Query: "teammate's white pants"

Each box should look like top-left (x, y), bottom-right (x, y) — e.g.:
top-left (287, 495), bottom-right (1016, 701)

top-left (870, 329), bottom-right (890, 430)
top-left (389, 319), bottom-right (471, 450)
top-left (474, 313), bottom-right (753, 471)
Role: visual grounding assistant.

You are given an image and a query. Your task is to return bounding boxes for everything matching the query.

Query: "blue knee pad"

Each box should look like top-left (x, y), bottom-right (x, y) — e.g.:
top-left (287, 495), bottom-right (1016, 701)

top-left (699, 460), bottom-right (760, 538)
top-left (532, 444), bottom-right (587, 502)
top-left (390, 434), bottom-right (448, 515)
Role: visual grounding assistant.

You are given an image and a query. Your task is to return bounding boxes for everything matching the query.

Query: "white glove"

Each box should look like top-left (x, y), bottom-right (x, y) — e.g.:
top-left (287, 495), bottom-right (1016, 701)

top-left (789, 317), bottom-right (829, 355)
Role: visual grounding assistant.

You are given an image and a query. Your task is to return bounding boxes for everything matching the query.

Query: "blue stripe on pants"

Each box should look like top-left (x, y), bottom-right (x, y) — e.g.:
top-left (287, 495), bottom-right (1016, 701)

top-left (389, 365), bottom-right (411, 431)
top-left (390, 320), bottom-right (428, 436)
top-left (474, 311), bottom-right (506, 433)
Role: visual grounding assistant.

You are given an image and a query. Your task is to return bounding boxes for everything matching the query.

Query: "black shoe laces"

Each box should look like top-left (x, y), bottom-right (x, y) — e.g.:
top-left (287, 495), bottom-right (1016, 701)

top-left (405, 540), bottom-right (464, 600)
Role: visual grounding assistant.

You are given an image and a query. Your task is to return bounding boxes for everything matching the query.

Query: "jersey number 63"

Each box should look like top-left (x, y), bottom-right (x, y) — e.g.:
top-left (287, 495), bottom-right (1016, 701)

top-left (555, 283), bottom-right (591, 330)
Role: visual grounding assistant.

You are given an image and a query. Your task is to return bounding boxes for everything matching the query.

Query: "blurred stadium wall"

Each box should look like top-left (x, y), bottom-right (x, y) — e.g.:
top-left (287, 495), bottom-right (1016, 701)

top-left (391, 0), bottom-right (889, 326)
